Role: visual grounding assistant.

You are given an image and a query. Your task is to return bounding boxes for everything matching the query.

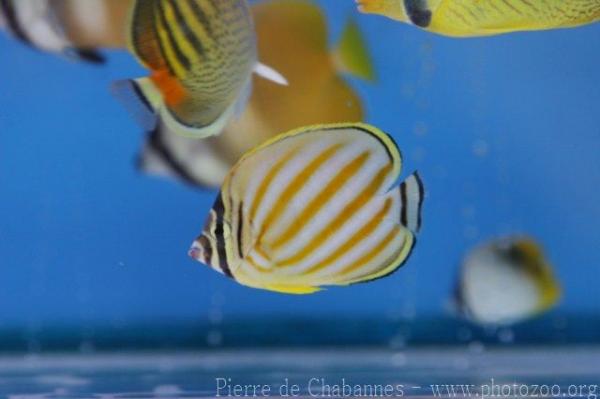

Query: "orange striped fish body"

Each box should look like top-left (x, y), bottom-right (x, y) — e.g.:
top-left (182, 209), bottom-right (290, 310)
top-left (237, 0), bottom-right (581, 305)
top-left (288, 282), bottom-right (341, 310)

top-left (121, 0), bottom-right (256, 137)
top-left (189, 123), bottom-right (424, 294)
top-left (357, 0), bottom-right (600, 36)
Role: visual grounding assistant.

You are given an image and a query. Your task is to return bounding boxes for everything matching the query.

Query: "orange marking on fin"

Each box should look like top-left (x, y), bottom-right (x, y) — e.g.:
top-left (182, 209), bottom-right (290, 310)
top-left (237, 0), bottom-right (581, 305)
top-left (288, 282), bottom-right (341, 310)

top-left (150, 69), bottom-right (188, 107)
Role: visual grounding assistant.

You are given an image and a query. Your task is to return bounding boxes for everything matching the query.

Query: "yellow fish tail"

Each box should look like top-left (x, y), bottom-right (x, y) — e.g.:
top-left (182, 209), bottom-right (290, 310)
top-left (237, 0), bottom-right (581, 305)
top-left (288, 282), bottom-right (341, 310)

top-left (334, 19), bottom-right (375, 81)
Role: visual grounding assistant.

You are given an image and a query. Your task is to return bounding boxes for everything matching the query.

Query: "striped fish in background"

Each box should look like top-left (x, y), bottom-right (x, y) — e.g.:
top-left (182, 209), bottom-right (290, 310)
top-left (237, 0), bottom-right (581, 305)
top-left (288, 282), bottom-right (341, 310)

top-left (189, 123), bottom-right (424, 294)
top-left (0, 0), bottom-right (104, 62)
top-left (136, 0), bottom-right (375, 189)
top-left (114, 0), bottom-right (285, 139)
top-left (453, 237), bottom-right (561, 326)
top-left (356, 0), bottom-right (600, 36)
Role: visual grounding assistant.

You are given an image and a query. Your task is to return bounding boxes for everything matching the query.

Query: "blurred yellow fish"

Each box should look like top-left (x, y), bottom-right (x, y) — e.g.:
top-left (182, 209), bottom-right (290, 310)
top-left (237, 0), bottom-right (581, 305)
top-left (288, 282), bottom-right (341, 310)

top-left (356, 0), bottom-right (600, 36)
top-left (454, 237), bottom-right (561, 325)
top-left (189, 123), bottom-right (424, 294)
top-left (138, 0), bottom-right (374, 187)
top-left (114, 0), bottom-right (286, 139)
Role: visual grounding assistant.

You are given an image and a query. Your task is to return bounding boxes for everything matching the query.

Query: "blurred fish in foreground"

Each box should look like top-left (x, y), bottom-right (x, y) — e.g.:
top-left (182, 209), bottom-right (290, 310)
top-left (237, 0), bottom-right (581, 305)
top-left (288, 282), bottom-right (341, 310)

top-left (454, 237), bottom-right (561, 326)
top-left (114, 0), bottom-right (286, 140)
top-left (138, 0), bottom-right (374, 188)
top-left (189, 123), bottom-right (424, 294)
top-left (0, 0), bottom-right (106, 62)
top-left (356, 0), bottom-right (600, 37)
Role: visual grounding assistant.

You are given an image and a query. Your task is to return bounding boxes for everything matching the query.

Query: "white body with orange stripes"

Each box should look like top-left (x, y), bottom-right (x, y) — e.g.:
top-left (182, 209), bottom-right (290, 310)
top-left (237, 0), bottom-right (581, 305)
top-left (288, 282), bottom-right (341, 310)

top-left (189, 123), bottom-right (424, 294)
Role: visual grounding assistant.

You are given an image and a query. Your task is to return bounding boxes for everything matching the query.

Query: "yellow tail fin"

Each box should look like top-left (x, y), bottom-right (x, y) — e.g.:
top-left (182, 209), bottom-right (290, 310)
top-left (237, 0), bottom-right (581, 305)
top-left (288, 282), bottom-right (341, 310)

top-left (334, 19), bottom-right (375, 81)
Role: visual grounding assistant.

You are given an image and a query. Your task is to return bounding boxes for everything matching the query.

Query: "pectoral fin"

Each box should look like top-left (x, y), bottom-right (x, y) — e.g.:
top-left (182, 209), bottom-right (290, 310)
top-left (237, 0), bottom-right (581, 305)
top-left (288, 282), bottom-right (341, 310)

top-left (111, 78), bottom-right (161, 131)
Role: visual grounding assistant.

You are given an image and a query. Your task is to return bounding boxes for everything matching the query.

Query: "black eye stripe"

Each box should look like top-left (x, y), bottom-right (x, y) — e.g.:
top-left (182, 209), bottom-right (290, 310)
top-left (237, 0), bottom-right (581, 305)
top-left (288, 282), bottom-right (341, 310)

top-left (403, 0), bottom-right (432, 27)
top-left (212, 192), bottom-right (233, 278)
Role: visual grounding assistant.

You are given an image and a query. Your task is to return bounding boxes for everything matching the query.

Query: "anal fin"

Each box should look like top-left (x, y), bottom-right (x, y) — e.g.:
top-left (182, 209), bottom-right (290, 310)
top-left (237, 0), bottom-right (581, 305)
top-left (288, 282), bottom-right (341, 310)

top-left (262, 284), bottom-right (322, 295)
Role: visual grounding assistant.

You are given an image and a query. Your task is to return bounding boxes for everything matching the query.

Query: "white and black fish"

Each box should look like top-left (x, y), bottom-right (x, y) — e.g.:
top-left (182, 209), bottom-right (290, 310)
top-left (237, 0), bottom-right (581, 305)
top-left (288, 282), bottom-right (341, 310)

top-left (454, 237), bottom-right (561, 326)
top-left (137, 121), bottom-right (230, 189)
top-left (0, 0), bottom-right (104, 62)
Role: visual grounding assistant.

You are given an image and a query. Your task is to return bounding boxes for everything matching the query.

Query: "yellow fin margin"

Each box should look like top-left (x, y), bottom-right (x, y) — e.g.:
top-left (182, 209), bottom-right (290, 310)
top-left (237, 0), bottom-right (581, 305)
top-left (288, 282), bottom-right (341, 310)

top-left (262, 284), bottom-right (322, 295)
top-left (225, 123), bottom-right (402, 194)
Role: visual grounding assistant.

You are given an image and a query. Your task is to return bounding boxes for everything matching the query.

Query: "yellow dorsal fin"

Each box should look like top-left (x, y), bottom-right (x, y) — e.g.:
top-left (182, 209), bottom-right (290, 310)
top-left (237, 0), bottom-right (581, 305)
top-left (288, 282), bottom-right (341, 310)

top-left (333, 19), bottom-right (375, 81)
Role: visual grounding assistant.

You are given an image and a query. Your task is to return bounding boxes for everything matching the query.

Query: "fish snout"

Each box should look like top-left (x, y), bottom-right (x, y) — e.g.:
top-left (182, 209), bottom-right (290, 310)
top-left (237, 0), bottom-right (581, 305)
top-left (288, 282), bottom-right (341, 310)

top-left (188, 242), bottom-right (205, 263)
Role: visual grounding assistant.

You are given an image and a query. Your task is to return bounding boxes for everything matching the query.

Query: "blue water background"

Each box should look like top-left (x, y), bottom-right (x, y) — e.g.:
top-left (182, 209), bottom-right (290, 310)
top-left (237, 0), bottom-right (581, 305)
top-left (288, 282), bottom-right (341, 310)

top-left (0, 2), bottom-right (599, 339)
